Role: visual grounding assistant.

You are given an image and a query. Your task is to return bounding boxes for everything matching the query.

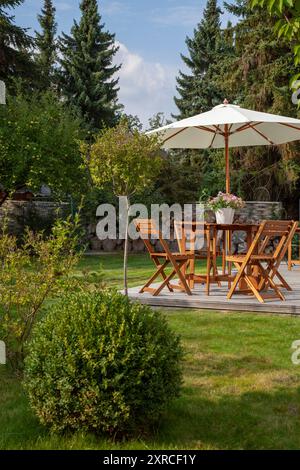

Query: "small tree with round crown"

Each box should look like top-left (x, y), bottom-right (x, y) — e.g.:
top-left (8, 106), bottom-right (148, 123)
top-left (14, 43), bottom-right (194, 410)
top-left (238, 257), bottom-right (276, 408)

top-left (87, 119), bottom-right (162, 295)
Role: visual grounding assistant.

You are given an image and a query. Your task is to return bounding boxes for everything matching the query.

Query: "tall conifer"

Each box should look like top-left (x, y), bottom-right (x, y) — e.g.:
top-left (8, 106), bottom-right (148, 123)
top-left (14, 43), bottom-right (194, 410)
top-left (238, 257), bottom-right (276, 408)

top-left (217, 0), bottom-right (300, 202)
top-left (59, 0), bottom-right (120, 131)
top-left (175, 0), bottom-right (223, 118)
top-left (35, 0), bottom-right (57, 89)
top-left (0, 0), bottom-right (34, 84)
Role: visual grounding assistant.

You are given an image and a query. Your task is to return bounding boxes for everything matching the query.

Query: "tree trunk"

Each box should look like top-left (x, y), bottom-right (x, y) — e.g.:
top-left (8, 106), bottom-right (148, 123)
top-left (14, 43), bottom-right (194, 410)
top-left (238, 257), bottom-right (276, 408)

top-left (123, 195), bottom-right (130, 296)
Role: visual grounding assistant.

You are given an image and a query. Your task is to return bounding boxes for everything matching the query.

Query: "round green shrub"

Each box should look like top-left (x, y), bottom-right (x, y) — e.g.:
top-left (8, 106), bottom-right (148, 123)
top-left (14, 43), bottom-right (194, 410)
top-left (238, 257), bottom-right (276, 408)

top-left (24, 290), bottom-right (183, 437)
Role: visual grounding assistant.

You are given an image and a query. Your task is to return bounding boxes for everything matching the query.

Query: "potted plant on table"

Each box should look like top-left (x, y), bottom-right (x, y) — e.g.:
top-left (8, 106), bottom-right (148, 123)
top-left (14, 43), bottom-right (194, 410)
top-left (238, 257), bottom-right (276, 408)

top-left (208, 192), bottom-right (245, 224)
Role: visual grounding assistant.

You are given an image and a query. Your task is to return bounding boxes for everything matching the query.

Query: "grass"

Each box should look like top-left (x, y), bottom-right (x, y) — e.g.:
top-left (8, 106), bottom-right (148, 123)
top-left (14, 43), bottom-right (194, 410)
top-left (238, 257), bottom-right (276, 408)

top-left (1, 253), bottom-right (300, 449)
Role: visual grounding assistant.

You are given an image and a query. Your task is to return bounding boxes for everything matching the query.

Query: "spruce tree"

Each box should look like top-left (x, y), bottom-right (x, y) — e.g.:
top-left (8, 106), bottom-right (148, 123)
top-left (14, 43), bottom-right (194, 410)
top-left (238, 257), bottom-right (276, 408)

top-left (35, 0), bottom-right (57, 89)
top-left (59, 0), bottom-right (120, 131)
top-left (217, 0), bottom-right (300, 206)
top-left (174, 0), bottom-right (223, 118)
top-left (0, 0), bottom-right (34, 84)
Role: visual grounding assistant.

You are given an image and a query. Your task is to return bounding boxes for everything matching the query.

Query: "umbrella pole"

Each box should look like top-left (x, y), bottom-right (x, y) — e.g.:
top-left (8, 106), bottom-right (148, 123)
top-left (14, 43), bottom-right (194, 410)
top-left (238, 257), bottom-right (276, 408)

top-left (224, 124), bottom-right (231, 284)
top-left (225, 124), bottom-right (230, 193)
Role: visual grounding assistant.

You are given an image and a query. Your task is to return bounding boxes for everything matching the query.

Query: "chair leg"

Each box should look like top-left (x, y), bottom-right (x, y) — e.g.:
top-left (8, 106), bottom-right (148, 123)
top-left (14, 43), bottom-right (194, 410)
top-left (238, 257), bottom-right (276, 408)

top-left (153, 269), bottom-right (178, 296)
top-left (206, 254), bottom-right (211, 296)
top-left (180, 258), bottom-right (188, 288)
top-left (228, 262), bottom-right (267, 303)
top-left (288, 240), bottom-right (292, 271)
top-left (268, 258), bottom-right (292, 291)
top-left (153, 258), bottom-right (174, 292)
top-left (227, 262), bottom-right (247, 299)
top-left (140, 260), bottom-right (169, 293)
top-left (259, 261), bottom-right (292, 292)
top-left (152, 260), bottom-right (192, 296)
top-left (257, 262), bottom-right (285, 301)
top-left (152, 260), bottom-right (189, 296)
top-left (189, 258), bottom-right (195, 290)
top-left (172, 259), bottom-right (192, 295)
top-left (213, 257), bottom-right (221, 287)
top-left (273, 270), bottom-right (292, 291)
top-left (243, 274), bottom-right (265, 303)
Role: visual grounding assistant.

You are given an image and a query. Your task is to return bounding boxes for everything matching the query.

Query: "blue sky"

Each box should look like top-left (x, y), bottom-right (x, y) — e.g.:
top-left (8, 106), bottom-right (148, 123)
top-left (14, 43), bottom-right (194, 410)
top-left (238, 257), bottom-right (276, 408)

top-left (14, 0), bottom-right (235, 125)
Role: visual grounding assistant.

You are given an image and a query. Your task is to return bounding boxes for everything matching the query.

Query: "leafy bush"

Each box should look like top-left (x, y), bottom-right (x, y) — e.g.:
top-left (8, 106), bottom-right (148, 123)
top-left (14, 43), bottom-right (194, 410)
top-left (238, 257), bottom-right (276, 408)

top-left (0, 91), bottom-right (87, 199)
top-left (24, 291), bottom-right (183, 437)
top-left (0, 214), bottom-right (82, 370)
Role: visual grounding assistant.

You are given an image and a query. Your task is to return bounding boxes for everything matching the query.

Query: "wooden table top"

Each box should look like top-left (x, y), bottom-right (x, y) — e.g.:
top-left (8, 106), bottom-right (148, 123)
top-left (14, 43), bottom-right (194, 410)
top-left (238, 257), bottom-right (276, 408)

top-left (206, 223), bottom-right (258, 229)
top-left (178, 221), bottom-right (259, 230)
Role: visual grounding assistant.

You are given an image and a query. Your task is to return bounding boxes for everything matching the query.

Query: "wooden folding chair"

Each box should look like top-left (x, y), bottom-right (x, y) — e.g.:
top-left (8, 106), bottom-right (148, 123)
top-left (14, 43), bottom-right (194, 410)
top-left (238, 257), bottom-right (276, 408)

top-left (288, 225), bottom-right (300, 270)
top-left (174, 221), bottom-right (219, 295)
top-left (226, 220), bottom-right (298, 303)
top-left (134, 219), bottom-right (193, 296)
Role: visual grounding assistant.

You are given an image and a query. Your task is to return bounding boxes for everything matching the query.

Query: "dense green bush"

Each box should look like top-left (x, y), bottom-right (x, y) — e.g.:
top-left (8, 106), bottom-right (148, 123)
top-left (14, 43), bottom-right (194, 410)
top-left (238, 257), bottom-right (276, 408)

top-left (0, 91), bottom-right (87, 199)
top-left (24, 290), bottom-right (183, 437)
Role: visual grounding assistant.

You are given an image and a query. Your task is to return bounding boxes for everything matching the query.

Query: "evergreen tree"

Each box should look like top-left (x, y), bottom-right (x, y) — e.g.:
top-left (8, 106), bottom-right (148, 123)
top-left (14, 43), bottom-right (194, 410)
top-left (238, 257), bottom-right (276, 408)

top-left (59, 0), bottom-right (121, 131)
top-left (0, 0), bottom-right (34, 85)
top-left (35, 0), bottom-right (57, 89)
top-left (216, 0), bottom-right (300, 210)
top-left (174, 0), bottom-right (223, 118)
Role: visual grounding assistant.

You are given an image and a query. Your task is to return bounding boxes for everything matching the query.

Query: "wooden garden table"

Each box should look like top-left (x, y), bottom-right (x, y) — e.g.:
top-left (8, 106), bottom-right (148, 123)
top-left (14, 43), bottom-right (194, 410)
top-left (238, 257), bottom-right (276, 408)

top-left (206, 222), bottom-right (259, 286)
top-left (178, 222), bottom-right (259, 293)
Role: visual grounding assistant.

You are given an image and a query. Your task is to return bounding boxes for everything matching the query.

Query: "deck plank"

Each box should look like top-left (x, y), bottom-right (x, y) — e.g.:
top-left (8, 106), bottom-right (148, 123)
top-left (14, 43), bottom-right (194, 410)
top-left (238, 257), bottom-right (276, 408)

top-left (127, 265), bottom-right (300, 314)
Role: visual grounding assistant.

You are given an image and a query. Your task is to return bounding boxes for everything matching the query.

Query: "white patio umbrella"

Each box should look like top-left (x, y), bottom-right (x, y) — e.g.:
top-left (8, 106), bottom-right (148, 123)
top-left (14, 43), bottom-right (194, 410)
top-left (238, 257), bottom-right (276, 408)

top-left (147, 99), bottom-right (300, 193)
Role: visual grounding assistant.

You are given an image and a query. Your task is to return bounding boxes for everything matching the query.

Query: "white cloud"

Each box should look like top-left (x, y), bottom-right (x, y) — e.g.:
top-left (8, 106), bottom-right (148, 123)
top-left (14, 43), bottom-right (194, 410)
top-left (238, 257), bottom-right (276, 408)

top-left (115, 42), bottom-right (177, 127)
top-left (151, 5), bottom-right (204, 27)
top-left (102, 1), bottom-right (127, 16)
top-left (55, 2), bottom-right (73, 12)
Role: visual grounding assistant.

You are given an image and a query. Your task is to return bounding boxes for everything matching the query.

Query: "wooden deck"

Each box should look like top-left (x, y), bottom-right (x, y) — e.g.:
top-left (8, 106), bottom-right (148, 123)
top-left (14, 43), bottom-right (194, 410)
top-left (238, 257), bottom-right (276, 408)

top-left (127, 265), bottom-right (300, 315)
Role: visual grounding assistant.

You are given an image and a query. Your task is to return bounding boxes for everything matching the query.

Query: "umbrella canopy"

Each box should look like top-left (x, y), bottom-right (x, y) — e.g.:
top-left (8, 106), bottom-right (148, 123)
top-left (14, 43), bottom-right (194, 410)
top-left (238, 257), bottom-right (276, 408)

top-left (147, 99), bottom-right (300, 192)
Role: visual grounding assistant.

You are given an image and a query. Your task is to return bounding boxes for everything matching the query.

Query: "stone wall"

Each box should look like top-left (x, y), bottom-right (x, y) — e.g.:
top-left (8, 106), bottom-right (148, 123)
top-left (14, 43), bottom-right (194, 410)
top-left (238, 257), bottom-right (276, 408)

top-left (235, 201), bottom-right (283, 223)
top-left (88, 201), bottom-right (284, 253)
top-left (1, 199), bottom-right (283, 250)
top-left (0, 200), bottom-right (70, 235)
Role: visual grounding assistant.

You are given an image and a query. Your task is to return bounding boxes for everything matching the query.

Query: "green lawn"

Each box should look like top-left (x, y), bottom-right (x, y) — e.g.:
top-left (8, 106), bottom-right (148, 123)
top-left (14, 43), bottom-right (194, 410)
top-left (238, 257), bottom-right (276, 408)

top-left (1, 253), bottom-right (300, 450)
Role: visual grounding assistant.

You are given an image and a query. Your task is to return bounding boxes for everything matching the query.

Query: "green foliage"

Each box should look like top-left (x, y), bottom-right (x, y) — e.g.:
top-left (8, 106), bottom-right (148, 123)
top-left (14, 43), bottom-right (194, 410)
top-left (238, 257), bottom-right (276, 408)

top-left (174, 0), bottom-right (224, 118)
top-left (59, 0), bottom-right (121, 131)
top-left (169, 0), bottom-right (300, 209)
top-left (251, 0), bottom-right (300, 54)
top-left (71, 262), bottom-right (106, 292)
top-left (251, 0), bottom-right (300, 93)
top-left (147, 112), bottom-right (172, 131)
top-left (0, 1), bottom-right (36, 87)
top-left (0, 214), bottom-right (82, 370)
top-left (24, 290), bottom-right (183, 437)
top-left (155, 151), bottom-right (203, 204)
top-left (88, 119), bottom-right (163, 197)
top-left (198, 150), bottom-right (228, 196)
top-left (35, 0), bottom-right (57, 89)
top-left (172, 0), bottom-right (233, 203)
top-left (0, 90), bottom-right (87, 198)
top-left (210, 0), bottom-right (300, 205)
top-left (87, 119), bottom-right (163, 295)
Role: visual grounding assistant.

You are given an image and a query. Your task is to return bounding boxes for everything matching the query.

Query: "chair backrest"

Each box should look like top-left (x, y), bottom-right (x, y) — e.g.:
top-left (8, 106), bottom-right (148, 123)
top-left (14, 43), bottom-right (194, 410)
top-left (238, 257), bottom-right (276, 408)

top-left (250, 220), bottom-right (297, 262)
top-left (134, 219), bottom-right (173, 257)
top-left (260, 220), bottom-right (297, 259)
top-left (174, 220), bottom-right (207, 254)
